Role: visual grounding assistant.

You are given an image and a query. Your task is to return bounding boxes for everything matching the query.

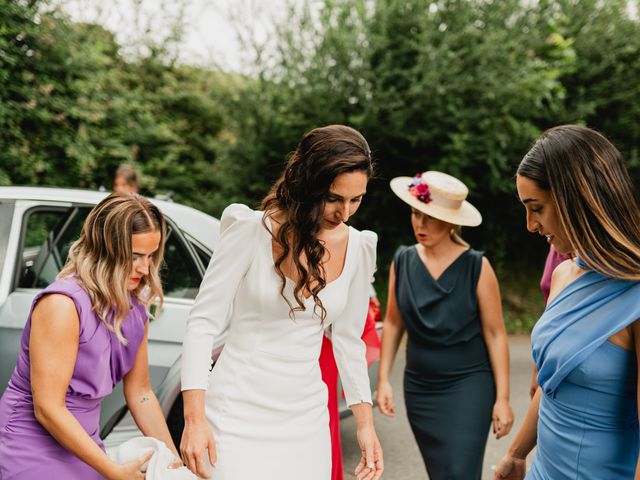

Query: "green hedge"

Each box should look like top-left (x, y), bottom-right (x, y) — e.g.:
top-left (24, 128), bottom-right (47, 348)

top-left (2, 0), bottom-right (638, 330)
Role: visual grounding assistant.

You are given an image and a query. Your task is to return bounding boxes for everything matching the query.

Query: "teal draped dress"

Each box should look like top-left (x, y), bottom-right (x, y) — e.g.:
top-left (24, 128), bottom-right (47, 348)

top-left (394, 246), bottom-right (495, 479)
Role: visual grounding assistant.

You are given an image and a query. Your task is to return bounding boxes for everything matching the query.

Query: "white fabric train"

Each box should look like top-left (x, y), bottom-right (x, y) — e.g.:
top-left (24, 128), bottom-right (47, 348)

top-left (110, 436), bottom-right (198, 479)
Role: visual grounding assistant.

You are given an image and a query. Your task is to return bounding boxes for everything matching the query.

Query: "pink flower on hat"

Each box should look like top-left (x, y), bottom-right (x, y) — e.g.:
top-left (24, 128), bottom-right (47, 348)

top-left (408, 173), bottom-right (432, 204)
top-left (416, 183), bottom-right (429, 196)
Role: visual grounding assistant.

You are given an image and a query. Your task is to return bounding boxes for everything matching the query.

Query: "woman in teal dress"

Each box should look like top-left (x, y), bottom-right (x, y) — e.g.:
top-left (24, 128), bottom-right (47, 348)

top-left (495, 125), bottom-right (640, 479)
top-left (376, 171), bottom-right (514, 479)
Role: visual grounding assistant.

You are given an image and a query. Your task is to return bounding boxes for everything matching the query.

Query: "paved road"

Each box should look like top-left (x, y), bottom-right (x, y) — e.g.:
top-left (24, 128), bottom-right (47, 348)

top-left (341, 335), bottom-right (533, 479)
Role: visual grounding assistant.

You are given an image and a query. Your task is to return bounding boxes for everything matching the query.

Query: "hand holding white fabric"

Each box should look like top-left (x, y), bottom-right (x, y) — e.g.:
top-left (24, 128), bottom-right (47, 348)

top-left (110, 437), bottom-right (197, 479)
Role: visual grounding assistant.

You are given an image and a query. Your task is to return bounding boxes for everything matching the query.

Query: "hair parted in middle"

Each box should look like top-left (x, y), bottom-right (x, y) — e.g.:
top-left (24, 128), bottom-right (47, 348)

top-left (517, 124), bottom-right (640, 280)
top-left (261, 124), bottom-right (373, 322)
top-left (58, 192), bottom-right (166, 343)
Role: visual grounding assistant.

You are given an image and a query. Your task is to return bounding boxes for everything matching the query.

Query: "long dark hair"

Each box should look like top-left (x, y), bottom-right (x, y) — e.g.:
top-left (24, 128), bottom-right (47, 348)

top-left (517, 125), bottom-right (640, 279)
top-left (261, 124), bottom-right (373, 321)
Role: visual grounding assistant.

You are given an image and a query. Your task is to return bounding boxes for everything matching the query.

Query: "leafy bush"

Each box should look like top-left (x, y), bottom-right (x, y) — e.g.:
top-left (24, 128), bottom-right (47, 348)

top-left (2, 0), bottom-right (639, 329)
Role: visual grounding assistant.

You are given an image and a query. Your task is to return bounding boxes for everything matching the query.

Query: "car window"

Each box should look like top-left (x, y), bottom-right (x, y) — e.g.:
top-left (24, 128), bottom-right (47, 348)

top-left (183, 232), bottom-right (212, 270)
top-left (191, 241), bottom-right (212, 269)
top-left (55, 208), bottom-right (90, 272)
top-left (33, 208), bottom-right (89, 288)
top-left (18, 206), bottom-right (202, 299)
top-left (24, 212), bottom-right (63, 249)
top-left (162, 230), bottom-right (202, 299)
top-left (18, 209), bottom-right (70, 288)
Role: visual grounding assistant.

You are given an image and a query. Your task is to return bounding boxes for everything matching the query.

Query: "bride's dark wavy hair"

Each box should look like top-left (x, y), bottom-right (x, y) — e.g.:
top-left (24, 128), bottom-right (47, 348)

top-left (261, 124), bottom-right (373, 322)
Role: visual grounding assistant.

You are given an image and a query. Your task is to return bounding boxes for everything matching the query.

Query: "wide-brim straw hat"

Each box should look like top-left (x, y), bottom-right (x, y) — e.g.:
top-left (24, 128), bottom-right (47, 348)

top-left (390, 171), bottom-right (482, 227)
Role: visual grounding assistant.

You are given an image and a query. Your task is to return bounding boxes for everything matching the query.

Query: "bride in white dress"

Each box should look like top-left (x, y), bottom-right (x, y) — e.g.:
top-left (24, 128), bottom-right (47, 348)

top-left (179, 125), bottom-right (384, 480)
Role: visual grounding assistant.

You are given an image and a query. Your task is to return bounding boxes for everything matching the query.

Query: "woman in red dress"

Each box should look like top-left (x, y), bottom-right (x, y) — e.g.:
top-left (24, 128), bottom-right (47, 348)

top-left (320, 296), bottom-right (382, 480)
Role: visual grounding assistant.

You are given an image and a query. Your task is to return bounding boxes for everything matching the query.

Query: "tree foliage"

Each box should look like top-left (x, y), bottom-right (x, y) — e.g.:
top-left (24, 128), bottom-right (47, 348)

top-left (1, 0), bottom-right (639, 326)
top-left (0, 1), bottom-right (230, 213)
top-left (211, 0), bottom-right (639, 267)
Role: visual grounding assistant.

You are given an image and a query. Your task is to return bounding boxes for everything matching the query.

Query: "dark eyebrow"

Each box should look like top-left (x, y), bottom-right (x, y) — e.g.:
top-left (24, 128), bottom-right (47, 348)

top-left (521, 198), bottom-right (538, 204)
top-left (327, 191), bottom-right (367, 199)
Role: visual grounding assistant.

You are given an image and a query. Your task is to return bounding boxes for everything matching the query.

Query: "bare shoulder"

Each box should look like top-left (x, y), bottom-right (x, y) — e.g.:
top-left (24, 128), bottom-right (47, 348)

top-left (552, 258), bottom-right (582, 283)
top-left (547, 258), bottom-right (584, 304)
top-left (476, 256), bottom-right (499, 295)
top-left (32, 294), bottom-right (79, 327)
top-left (480, 255), bottom-right (493, 270)
top-left (478, 255), bottom-right (498, 280)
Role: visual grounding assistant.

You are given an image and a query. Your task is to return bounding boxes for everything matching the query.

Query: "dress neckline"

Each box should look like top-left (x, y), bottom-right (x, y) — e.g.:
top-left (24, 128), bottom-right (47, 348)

top-left (412, 245), bottom-right (470, 283)
top-left (263, 214), bottom-right (354, 301)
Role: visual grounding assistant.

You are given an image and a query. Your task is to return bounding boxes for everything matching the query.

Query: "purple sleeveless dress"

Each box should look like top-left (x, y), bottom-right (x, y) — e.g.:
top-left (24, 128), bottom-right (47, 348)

top-left (0, 277), bottom-right (148, 479)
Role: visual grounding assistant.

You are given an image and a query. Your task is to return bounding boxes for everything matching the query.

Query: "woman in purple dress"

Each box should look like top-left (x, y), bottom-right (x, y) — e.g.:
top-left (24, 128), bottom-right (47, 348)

top-left (0, 193), bottom-right (180, 479)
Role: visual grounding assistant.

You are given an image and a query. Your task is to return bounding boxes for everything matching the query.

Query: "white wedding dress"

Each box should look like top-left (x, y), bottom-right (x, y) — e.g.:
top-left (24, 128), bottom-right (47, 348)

top-left (181, 204), bottom-right (376, 479)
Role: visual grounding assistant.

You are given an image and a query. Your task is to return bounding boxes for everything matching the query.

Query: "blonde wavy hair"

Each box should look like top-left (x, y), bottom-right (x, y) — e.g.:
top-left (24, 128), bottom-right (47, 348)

top-left (58, 193), bottom-right (166, 344)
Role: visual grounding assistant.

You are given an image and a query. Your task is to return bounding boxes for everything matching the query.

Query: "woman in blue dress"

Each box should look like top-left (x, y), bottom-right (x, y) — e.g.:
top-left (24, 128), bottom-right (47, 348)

top-left (495, 125), bottom-right (640, 479)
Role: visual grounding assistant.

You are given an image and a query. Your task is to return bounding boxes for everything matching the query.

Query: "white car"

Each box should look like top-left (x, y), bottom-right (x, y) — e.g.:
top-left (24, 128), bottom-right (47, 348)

top-left (0, 186), bottom-right (379, 451)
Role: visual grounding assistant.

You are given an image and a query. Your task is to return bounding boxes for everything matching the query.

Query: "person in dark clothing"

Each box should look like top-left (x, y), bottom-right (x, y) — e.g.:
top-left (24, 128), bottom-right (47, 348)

top-left (376, 170), bottom-right (513, 479)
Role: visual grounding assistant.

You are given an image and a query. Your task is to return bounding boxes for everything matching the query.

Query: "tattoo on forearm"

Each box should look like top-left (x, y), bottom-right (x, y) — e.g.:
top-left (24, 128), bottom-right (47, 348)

top-left (140, 396), bottom-right (150, 404)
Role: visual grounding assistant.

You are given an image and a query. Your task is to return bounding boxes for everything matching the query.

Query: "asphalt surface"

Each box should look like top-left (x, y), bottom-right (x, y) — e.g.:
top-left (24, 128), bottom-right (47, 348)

top-left (340, 335), bottom-right (534, 479)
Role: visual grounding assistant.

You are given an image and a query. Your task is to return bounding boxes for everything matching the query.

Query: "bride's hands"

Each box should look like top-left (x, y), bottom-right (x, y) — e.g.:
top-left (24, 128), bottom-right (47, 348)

top-left (354, 424), bottom-right (384, 480)
top-left (180, 420), bottom-right (216, 478)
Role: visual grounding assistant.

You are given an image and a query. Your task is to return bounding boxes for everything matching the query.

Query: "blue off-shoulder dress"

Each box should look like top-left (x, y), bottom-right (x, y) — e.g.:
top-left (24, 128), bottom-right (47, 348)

top-left (528, 258), bottom-right (640, 479)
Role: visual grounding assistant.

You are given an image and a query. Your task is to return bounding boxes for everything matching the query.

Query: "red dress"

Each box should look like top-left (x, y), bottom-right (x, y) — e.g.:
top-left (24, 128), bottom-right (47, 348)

top-left (319, 297), bottom-right (381, 480)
